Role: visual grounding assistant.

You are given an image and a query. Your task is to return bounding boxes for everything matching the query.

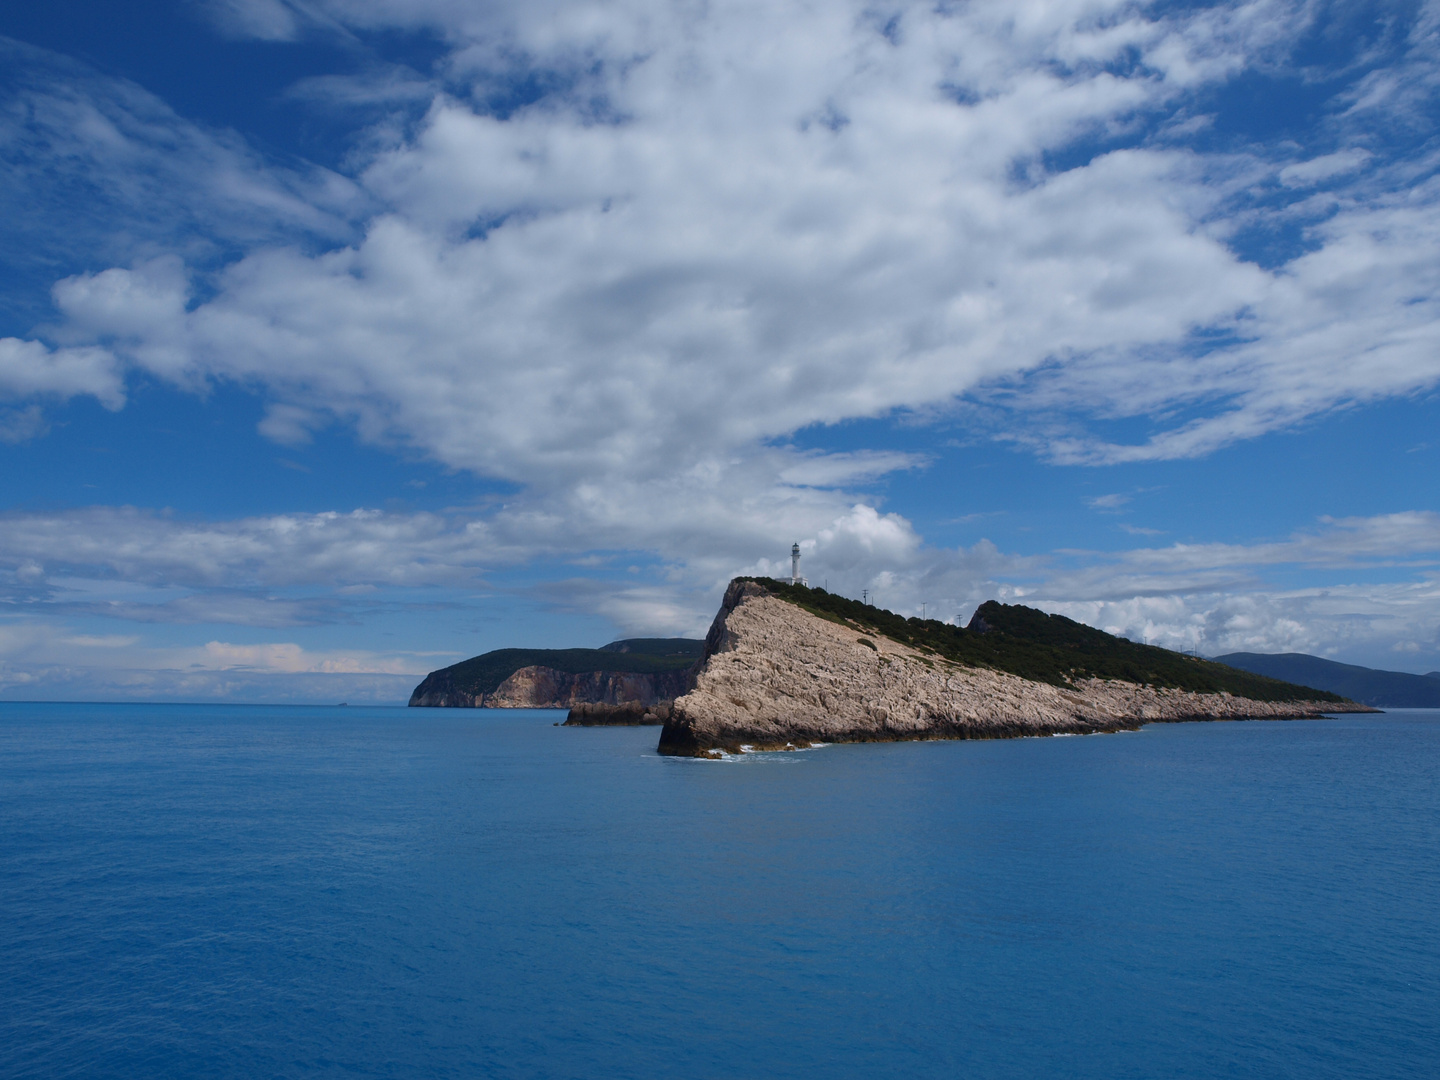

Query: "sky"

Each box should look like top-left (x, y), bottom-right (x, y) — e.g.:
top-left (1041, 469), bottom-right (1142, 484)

top-left (1, 0), bottom-right (1438, 704)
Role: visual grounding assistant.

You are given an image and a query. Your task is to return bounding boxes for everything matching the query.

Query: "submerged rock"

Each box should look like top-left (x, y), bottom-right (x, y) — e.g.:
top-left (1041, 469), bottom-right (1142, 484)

top-left (564, 701), bottom-right (674, 726)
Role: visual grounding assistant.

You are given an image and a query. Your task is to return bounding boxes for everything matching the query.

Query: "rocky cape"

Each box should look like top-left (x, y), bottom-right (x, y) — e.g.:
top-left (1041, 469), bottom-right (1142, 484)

top-left (412, 665), bottom-right (690, 709)
top-left (408, 638), bottom-right (701, 710)
top-left (657, 580), bottom-right (1375, 757)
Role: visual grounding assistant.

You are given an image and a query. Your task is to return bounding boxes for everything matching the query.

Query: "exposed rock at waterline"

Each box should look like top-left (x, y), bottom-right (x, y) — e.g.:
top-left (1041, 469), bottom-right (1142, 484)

top-left (564, 701), bottom-right (674, 726)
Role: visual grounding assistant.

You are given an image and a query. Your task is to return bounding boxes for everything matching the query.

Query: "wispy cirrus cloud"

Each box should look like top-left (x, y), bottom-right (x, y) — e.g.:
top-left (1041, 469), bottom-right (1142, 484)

top-left (0, 35), bottom-right (366, 325)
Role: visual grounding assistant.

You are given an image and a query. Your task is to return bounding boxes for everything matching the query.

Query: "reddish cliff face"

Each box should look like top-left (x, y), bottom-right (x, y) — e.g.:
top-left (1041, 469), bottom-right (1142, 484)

top-left (410, 665), bottom-right (690, 709)
top-left (658, 581), bottom-right (1372, 757)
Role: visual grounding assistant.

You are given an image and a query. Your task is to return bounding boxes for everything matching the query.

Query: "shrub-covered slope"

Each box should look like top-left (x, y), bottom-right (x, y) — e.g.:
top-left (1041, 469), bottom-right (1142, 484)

top-left (748, 580), bottom-right (1345, 704)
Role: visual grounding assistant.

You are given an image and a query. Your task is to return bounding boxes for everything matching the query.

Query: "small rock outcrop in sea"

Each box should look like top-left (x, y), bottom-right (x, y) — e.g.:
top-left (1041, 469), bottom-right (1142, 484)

top-left (657, 580), bottom-right (1375, 757)
top-left (564, 701), bottom-right (675, 726)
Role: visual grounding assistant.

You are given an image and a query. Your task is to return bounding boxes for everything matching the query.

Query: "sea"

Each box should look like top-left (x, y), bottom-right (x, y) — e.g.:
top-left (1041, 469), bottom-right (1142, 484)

top-left (2, 703), bottom-right (1436, 1079)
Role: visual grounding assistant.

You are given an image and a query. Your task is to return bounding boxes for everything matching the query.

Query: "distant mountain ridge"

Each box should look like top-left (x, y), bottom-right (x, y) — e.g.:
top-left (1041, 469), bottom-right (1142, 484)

top-left (1214, 653), bottom-right (1440, 708)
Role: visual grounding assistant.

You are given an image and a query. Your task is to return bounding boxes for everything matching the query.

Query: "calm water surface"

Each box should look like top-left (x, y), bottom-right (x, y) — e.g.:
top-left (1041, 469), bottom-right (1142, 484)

top-left (2, 703), bottom-right (1437, 1079)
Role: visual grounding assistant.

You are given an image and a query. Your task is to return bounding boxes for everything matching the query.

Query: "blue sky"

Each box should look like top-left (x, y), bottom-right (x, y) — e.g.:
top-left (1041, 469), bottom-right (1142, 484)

top-left (1, 0), bottom-right (1438, 703)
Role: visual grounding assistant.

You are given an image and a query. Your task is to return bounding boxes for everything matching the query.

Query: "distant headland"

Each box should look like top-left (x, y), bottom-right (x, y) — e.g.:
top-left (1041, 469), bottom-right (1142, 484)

top-left (408, 637), bottom-right (702, 713)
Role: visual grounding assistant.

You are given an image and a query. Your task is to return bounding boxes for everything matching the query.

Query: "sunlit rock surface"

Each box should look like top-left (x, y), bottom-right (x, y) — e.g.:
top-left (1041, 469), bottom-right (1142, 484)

top-left (659, 581), bottom-right (1373, 757)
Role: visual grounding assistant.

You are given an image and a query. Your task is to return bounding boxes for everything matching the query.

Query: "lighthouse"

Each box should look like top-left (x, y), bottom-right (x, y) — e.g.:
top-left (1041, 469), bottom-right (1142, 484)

top-left (791, 543), bottom-right (802, 585)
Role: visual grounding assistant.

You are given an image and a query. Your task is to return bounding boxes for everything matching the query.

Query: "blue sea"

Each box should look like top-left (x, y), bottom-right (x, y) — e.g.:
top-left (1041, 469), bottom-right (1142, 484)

top-left (2, 704), bottom-right (1437, 1079)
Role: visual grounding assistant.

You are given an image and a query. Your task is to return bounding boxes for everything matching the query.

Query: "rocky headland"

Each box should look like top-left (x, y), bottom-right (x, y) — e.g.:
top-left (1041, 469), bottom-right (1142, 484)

top-left (412, 665), bottom-right (690, 709)
top-left (657, 579), bottom-right (1375, 757)
top-left (408, 639), bottom-right (701, 710)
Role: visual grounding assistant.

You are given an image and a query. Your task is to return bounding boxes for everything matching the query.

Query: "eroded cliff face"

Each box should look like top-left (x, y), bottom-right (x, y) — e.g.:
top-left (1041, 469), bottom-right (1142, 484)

top-left (658, 581), bottom-right (1368, 756)
top-left (409, 666), bottom-right (689, 708)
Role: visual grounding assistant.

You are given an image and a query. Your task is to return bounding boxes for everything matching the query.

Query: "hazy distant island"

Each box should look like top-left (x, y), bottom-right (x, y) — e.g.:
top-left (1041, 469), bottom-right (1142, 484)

top-left (410, 578), bottom-right (1377, 755)
top-left (1213, 652), bottom-right (1440, 709)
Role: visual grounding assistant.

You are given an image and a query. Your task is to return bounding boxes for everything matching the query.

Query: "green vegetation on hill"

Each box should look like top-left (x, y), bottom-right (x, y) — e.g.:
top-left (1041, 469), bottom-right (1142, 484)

top-left (746, 579), bottom-right (1345, 703)
top-left (428, 638), bottom-right (703, 698)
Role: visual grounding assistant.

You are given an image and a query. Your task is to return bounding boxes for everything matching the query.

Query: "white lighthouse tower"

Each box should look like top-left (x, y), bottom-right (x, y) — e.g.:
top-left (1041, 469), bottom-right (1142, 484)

top-left (791, 542), bottom-right (803, 585)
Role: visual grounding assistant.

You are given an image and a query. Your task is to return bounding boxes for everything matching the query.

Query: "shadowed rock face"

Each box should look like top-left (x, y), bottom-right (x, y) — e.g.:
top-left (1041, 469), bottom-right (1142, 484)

top-left (410, 666), bottom-right (691, 709)
top-left (564, 701), bottom-right (674, 726)
top-left (657, 581), bottom-right (1374, 757)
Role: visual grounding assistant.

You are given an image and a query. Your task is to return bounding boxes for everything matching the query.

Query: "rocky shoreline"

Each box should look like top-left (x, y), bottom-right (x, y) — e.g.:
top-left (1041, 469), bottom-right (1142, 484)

top-left (657, 581), bottom-right (1375, 757)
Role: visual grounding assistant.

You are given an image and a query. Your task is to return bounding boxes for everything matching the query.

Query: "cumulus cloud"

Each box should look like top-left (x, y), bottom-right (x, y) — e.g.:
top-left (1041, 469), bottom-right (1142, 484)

top-left (0, 337), bottom-right (123, 407)
top-left (18, 2), bottom-right (1434, 513)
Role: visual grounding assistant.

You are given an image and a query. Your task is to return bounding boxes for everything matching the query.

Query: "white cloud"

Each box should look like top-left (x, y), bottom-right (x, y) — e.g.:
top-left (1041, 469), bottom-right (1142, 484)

top-left (0, 506), bottom-right (497, 588)
top-left (1040, 580), bottom-right (1440, 669)
top-left (0, 618), bottom-right (431, 673)
top-left (189, 639), bottom-right (424, 674)
top-left (1279, 148), bottom-right (1372, 187)
top-left (0, 36), bottom-right (365, 325)
top-left (0, 405), bottom-right (49, 444)
top-left (22, 1), bottom-right (1434, 516)
top-left (777, 451), bottom-right (926, 488)
top-left (0, 614), bottom-right (444, 701)
top-left (1108, 512), bottom-right (1440, 573)
top-left (0, 337), bottom-right (123, 408)
top-left (257, 402), bottom-right (325, 445)
top-left (1086, 493), bottom-right (1131, 510)
top-left (198, 0), bottom-right (307, 42)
